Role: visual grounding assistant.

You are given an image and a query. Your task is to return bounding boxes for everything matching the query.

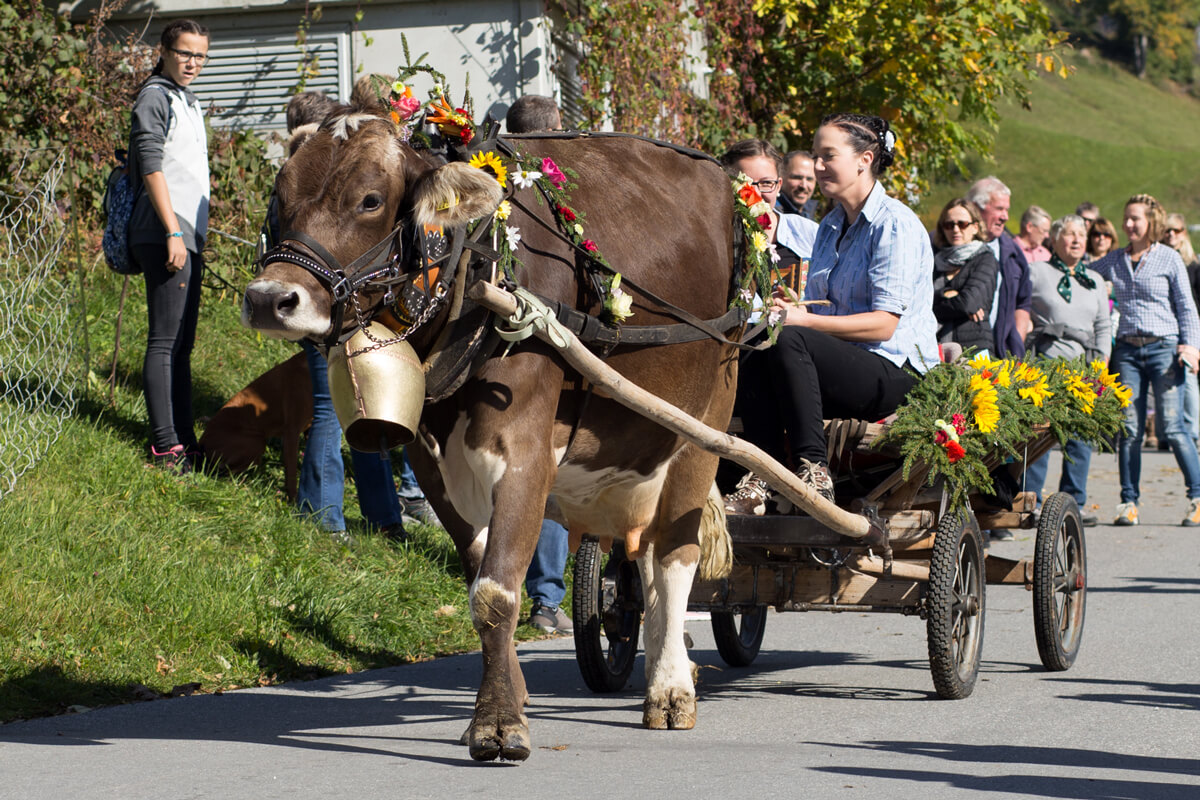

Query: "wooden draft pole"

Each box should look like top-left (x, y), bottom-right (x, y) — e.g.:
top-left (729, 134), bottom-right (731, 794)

top-left (469, 282), bottom-right (880, 542)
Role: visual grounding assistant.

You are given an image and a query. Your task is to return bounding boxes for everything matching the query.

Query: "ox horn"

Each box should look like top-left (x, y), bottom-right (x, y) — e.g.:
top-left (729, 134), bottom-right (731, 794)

top-left (327, 321), bottom-right (425, 452)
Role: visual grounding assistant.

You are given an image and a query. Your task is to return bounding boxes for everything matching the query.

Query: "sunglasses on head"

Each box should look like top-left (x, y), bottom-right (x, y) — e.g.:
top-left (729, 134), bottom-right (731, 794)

top-left (941, 219), bottom-right (975, 231)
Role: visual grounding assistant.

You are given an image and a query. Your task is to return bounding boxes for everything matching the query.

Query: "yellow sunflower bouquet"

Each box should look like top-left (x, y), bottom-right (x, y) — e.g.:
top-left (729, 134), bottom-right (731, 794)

top-left (877, 353), bottom-right (1130, 509)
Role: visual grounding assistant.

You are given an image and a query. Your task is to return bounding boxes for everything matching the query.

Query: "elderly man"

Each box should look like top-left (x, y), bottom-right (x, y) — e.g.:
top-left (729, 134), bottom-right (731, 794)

top-left (967, 176), bottom-right (1034, 357)
top-left (777, 150), bottom-right (819, 220)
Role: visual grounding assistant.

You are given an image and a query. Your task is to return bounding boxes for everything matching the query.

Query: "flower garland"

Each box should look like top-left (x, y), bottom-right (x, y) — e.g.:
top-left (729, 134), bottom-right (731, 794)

top-left (877, 353), bottom-right (1130, 509)
top-left (729, 173), bottom-right (783, 339)
top-left (465, 147), bottom-right (632, 324)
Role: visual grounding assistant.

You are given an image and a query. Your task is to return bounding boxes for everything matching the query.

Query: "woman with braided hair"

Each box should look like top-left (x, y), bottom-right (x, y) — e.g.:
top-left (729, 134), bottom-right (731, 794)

top-left (1090, 194), bottom-right (1200, 526)
top-left (725, 113), bottom-right (939, 515)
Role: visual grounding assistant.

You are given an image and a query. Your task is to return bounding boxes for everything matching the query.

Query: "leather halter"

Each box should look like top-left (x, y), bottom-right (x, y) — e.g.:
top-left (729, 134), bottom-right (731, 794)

top-left (257, 225), bottom-right (409, 348)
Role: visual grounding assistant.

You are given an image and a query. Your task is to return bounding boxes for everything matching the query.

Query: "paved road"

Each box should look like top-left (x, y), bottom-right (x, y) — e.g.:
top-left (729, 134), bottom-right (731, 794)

top-left (2, 451), bottom-right (1197, 799)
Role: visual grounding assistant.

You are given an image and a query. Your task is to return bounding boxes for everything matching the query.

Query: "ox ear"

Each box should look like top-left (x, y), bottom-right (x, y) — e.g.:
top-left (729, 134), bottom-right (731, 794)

top-left (411, 161), bottom-right (504, 228)
top-left (287, 123), bottom-right (321, 157)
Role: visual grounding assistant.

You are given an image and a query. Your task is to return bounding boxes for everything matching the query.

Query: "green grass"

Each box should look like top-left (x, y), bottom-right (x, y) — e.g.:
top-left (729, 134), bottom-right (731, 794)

top-left (919, 50), bottom-right (1200, 227)
top-left (0, 261), bottom-right (548, 722)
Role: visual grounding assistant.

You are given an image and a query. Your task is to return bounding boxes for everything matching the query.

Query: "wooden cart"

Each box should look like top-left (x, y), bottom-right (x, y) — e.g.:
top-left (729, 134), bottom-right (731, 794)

top-left (571, 419), bottom-right (1088, 700)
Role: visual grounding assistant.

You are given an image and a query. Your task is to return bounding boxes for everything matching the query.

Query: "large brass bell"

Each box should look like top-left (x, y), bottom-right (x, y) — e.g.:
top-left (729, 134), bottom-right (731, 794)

top-left (327, 321), bottom-right (425, 452)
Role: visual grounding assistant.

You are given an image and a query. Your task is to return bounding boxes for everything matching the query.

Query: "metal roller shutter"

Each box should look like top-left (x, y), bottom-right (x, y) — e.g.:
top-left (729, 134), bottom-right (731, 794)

top-left (189, 29), bottom-right (349, 130)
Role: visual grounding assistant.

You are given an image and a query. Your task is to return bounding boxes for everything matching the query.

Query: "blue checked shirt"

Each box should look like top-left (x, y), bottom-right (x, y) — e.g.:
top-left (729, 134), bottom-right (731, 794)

top-left (804, 181), bottom-right (940, 372)
top-left (1089, 243), bottom-right (1200, 347)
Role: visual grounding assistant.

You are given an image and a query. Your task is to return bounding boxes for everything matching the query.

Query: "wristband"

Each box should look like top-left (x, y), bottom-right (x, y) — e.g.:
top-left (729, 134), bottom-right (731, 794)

top-left (167, 232), bottom-right (183, 239)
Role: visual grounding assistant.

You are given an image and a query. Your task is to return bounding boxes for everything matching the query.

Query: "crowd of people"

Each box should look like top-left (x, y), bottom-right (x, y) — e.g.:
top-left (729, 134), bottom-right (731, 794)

top-left (123, 20), bottom-right (1200, 642)
top-left (717, 130), bottom-right (1200, 533)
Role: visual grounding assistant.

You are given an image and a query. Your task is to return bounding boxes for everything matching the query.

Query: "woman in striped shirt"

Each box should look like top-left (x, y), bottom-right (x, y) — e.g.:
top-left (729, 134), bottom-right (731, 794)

top-left (1089, 194), bottom-right (1200, 526)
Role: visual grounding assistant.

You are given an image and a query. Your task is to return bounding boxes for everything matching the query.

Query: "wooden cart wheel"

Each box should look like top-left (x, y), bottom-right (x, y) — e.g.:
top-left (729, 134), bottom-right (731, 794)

top-left (711, 606), bottom-right (768, 667)
top-left (1033, 492), bottom-right (1087, 671)
top-left (572, 536), bottom-right (641, 693)
top-left (926, 511), bottom-right (986, 699)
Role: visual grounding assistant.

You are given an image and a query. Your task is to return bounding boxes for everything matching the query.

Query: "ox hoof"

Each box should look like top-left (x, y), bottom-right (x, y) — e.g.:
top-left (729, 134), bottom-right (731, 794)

top-left (468, 718), bottom-right (531, 762)
top-left (642, 691), bottom-right (697, 730)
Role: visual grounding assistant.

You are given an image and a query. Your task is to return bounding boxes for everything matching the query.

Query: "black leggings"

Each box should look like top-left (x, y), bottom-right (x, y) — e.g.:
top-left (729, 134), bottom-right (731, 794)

top-left (737, 326), bottom-right (918, 467)
top-left (135, 242), bottom-right (203, 451)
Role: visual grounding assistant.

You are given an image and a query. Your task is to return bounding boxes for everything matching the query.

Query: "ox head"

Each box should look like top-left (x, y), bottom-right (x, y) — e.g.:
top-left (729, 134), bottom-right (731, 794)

top-left (241, 111), bottom-right (504, 344)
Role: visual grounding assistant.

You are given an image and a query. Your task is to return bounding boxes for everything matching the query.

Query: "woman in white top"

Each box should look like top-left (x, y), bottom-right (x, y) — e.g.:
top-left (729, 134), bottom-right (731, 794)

top-left (128, 19), bottom-right (211, 473)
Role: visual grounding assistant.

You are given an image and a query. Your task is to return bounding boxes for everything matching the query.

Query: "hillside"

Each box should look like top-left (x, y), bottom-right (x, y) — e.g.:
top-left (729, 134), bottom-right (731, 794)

top-left (920, 50), bottom-right (1200, 228)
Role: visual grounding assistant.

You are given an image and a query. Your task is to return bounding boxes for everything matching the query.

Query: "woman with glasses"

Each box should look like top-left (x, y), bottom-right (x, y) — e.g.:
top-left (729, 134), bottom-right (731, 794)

top-left (719, 140), bottom-right (819, 293)
top-left (724, 114), bottom-right (938, 514)
top-left (1085, 217), bottom-right (1117, 262)
top-left (1090, 195), bottom-right (1200, 527)
top-left (931, 198), bottom-right (998, 356)
top-left (1023, 214), bottom-right (1111, 527)
top-left (127, 19), bottom-right (211, 473)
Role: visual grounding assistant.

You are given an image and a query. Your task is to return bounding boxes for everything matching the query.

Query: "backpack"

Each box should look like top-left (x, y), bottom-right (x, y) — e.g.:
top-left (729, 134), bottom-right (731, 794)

top-left (102, 149), bottom-right (138, 275)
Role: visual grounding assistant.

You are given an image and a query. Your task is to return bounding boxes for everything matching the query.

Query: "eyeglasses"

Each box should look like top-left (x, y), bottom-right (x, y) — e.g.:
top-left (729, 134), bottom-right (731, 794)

top-left (749, 178), bottom-right (782, 191)
top-left (1089, 231), bottom-right (1112, 239)
top-left (169, 47), bottom-right (210, 65)
top-left (1166, 227), bottom-right (1185, 235)
top-left (941, 219), bottom-right (975, 231)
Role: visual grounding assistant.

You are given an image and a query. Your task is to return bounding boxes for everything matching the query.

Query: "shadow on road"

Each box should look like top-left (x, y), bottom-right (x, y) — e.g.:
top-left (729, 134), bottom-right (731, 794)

top-left (1088, 576), bottom-right (1200, 595)
top-left (812, 740), bottom-right (1199, 798)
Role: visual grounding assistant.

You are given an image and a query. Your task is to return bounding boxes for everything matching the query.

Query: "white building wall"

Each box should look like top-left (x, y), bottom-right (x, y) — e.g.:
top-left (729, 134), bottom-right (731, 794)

top-left (67, 0), bottom-right (557, 130)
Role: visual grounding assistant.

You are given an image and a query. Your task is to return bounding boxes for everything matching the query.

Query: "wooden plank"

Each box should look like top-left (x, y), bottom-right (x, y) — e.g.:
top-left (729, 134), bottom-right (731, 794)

top-left (985, 554), bottom-right (1033, 586)
top-left (691, 563), bottom-right (923, 609)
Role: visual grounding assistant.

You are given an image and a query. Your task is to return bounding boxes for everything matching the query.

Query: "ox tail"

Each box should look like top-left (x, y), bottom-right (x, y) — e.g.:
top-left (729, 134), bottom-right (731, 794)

top-left (696, 481), bottom-right (733, 581)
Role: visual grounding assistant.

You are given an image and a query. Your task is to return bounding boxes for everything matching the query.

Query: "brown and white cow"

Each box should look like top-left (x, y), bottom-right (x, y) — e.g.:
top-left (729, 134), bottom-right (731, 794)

top-left (242, 111), bottom-right (739, 761)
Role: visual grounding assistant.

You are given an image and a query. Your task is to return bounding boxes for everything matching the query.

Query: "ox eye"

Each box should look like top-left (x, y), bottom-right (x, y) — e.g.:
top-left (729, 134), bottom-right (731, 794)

top-left (361, 192), bottom-right (384, 212)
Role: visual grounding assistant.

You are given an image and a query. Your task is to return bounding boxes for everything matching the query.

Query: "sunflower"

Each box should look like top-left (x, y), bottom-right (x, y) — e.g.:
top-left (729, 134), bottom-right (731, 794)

top-left (967, 352), bottom-right (1002, 372)
top-left (1018, 378), bottom-right (1053, 407)
top-left (468, 150), bottom-right (508, 188)
top-left (1065, 371), bottom-right (1096, 413)
top-left (1113, 382), bottom-right (1133, 408)
top-left (969, 373), bottom-right (1000, 432)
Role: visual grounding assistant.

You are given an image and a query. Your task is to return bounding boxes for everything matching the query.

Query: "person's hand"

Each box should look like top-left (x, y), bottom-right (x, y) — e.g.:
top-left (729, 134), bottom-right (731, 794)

top-left (166, 235), bottom-right (187, 272)
top-left (1015, 308), bottom-right (1034, 338)
top-left (770, 287), bottom-right (808, 326)
top-left (1178, 344), bottom-right (1199, 374)
top-left (970, 308), bottom-right (985, 323)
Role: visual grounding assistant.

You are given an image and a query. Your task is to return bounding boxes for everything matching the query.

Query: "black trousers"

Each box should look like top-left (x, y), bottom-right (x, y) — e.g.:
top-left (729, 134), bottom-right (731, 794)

top-left (737, 326), bottom-right (918, 467)
top-left (135, 242), bottom-right (204, 451)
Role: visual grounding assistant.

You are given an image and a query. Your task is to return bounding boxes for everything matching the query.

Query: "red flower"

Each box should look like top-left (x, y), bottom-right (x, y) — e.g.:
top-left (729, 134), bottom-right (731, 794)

top-left (460, 128), bottom-right (474, 144)
top-left (582, 239), bottom-right (598, 252)
top-left (950, 413), bottom-right (966, 435)
top-left (557, 205), bottom-right (576, 222)
top-left (934, 430), bottom-right (949, 445)
top-left (945, 441), bottom-right (966, 462)
top-left (756, 213), bottom-right (772, 230)
top-left (737, 183), bottom-right (763, 206)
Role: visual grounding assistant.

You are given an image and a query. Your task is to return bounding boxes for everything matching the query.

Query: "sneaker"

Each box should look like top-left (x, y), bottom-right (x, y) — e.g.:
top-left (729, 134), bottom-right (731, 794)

top-left (150, 444), bottom-right (192, 475)
top-left (1080, 512), bottom-right (1099, 528)
top-left (400, 496), bottom-right (442, 528)
top-left (528, 604), bottom-right (573, 635)
top-left (330, 530), bottom-right (355, 546)
top-left (794, 458), bottom-right (835, 503)
top-left (989, 529), bottom-right (1015, 542)
top-left (1182, 499), bottom-right (1200, 527)
top-left (724, 472), bottom-right (771, 516)
top-left (1114, 502), bottom-right (1139, 526)
top-left (381, 522), bottom-right (409, 543)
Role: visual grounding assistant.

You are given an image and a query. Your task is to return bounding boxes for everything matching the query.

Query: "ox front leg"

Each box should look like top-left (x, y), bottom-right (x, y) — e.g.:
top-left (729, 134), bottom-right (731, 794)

top-left (466, 480), bottom-right (547, 762)
top-left (637, 539), bottom-right (700, 730)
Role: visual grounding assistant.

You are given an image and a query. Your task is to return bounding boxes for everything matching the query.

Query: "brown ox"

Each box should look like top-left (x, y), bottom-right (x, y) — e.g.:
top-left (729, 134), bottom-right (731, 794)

top-left (242, 111), bottom-right (738, 761)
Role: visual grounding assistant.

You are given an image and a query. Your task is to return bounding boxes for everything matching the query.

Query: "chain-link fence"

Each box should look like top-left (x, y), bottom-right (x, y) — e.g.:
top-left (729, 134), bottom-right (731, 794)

top-left (0, 151), bottom-right (77, 500)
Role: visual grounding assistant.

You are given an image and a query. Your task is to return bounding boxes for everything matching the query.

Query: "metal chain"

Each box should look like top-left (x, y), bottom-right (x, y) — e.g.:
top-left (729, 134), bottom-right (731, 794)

top-left (344, 289), bottom-right (445, 358)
